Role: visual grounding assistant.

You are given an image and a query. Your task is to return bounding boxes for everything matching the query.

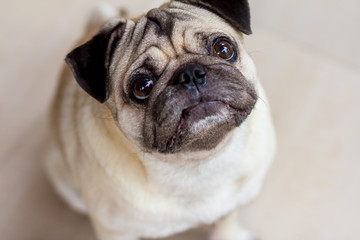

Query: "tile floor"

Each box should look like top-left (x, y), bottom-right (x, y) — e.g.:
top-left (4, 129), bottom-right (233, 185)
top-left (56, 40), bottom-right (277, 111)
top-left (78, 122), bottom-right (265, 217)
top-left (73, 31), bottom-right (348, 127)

top-left (0, 0), bottom-right (359, 239)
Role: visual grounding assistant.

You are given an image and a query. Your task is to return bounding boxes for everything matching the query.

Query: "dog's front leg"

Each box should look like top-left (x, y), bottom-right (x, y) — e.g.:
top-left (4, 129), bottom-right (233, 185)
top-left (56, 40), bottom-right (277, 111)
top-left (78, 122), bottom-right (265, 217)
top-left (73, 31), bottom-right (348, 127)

top-left (210, 209), bottom-right (260, 240)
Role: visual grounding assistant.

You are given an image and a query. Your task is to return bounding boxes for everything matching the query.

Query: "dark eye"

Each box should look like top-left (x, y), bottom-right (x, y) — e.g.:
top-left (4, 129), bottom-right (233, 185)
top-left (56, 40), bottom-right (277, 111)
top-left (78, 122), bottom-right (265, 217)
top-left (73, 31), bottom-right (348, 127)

top-left (213, 39), bottom-right (235, 60)
top-left (132, 76), bottom-right (154, 100)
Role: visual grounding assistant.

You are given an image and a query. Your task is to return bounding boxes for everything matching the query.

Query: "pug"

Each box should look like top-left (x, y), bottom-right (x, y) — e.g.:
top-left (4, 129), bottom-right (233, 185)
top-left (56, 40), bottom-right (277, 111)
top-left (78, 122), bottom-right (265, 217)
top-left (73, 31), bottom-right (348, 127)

top-left (45, 0), bottom-right (276, 240)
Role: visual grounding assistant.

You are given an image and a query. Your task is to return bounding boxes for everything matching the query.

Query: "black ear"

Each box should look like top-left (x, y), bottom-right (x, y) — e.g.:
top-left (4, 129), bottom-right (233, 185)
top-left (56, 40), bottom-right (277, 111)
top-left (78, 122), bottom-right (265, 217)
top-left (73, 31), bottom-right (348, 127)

top-left (65, 21), bottom-right (123, 103)
top-left (175, 0), bottom-right (252, 34)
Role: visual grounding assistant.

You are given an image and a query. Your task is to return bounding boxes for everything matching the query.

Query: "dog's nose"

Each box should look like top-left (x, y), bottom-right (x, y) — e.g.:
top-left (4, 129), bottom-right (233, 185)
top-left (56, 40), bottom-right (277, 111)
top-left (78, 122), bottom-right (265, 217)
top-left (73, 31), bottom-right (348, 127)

top-left (172, 63), bottom-right (206, 89)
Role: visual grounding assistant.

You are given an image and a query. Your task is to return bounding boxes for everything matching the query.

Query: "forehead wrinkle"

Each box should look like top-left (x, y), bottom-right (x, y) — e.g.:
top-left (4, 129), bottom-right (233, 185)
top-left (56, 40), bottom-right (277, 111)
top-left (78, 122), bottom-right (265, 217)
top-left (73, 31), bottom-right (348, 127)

top-left (157, 8), bottom-right (202, 56)
top-left (126, 14), bottom-right (170, 56)
top-left (166, 4), bottom-right (197, 18)
top-left (147, 9), bottom-right (172, 37)
top-left (132, 16), bottom-right (176, 63)
top-left (143, 47), bottom-right (171, 77)
top-left (129, 16), bottom-right (149, 53)
top-left (133, 7), bottom-right (200, 62)
top-left (133, 46), bottom-right (171, 79)
top-left (109, 20), bottom-right (135, 77)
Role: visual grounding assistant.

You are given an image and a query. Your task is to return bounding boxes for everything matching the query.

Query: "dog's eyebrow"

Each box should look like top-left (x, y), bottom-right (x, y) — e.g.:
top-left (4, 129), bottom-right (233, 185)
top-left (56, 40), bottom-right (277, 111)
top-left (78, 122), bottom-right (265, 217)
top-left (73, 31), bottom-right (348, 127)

top-left (141, 54), bottom-right (169, 79)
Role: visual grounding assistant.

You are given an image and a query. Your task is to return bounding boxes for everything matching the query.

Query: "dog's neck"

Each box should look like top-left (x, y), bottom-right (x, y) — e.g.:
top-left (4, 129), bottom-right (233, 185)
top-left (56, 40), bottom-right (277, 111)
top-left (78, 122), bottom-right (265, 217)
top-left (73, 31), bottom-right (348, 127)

top-left (89, 100), bottom-right (250, 195)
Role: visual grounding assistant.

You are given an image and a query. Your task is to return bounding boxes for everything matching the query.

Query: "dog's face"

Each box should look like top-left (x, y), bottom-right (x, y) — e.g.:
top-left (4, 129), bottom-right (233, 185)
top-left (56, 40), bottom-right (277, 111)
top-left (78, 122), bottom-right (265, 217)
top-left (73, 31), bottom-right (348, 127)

top-left (66, 0), bottom-right (258, 154)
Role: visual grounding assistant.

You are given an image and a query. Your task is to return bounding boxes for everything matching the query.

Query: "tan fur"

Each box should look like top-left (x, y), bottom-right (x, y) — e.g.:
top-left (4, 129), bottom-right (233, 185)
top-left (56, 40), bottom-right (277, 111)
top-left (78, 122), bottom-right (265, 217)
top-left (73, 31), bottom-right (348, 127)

top-left (45, 2), bottom-right (276, 240)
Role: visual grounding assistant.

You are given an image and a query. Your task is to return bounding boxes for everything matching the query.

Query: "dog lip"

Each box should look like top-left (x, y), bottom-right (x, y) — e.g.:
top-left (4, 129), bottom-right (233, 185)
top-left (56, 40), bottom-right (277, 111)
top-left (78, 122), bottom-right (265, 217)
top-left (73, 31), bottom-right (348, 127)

top-left (162, 101), bottom-right (250, 153)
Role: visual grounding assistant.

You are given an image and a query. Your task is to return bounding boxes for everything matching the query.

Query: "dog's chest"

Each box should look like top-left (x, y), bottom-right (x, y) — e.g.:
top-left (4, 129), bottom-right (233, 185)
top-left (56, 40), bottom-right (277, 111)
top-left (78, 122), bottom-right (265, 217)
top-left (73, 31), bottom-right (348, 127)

top-left (121, 173), bottom-right (241, 237)
top-left (147, 167), bottom-right (241, 220)
top-left (82, 125), bottom-right (256, 237)
top-left (118, 153), bottom-right (247, 235)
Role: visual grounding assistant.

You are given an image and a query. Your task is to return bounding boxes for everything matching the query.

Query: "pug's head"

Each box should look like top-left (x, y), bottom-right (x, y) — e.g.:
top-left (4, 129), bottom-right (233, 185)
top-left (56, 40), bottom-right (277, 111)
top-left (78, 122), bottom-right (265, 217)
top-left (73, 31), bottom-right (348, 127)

top-left (65, 0), bottom-right (258, 154)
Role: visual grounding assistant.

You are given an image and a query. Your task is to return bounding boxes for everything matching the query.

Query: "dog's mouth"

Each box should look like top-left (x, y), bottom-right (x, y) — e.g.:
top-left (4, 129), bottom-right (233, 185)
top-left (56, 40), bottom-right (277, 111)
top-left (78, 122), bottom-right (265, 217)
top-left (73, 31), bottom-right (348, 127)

top-left (159, 101), bottom-right (251, 153)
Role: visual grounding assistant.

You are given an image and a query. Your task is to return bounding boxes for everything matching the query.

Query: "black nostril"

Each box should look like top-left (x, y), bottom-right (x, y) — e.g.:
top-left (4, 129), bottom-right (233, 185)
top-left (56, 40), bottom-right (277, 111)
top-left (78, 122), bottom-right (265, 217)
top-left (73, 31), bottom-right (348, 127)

top-left (184, 73), bottom-right (191, 83)
top-left (172, 63), bottom-right (207, 88)
top-left (194, 69), bottom-right (206, 85)
top-left (194, 69), bottom-right (206, 78)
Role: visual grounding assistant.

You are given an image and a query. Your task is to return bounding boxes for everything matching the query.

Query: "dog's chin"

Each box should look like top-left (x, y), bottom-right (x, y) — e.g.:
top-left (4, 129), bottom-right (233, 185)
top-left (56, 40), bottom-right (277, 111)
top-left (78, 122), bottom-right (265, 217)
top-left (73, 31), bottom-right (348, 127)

top-left (156, 101), bottom-right (250, 154)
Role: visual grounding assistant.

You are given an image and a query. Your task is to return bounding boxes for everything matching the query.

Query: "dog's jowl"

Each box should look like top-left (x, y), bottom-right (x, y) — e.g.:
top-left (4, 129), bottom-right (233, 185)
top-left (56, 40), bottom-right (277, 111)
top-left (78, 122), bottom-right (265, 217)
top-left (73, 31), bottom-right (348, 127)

top-left (46, 1), bottom-right (276, 240)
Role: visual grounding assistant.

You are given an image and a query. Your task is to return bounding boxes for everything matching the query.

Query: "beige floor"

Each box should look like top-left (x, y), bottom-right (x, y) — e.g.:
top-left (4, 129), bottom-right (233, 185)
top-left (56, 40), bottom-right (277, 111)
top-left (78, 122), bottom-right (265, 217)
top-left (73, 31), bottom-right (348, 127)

top-left (1, 0), bottom-right (359, 239)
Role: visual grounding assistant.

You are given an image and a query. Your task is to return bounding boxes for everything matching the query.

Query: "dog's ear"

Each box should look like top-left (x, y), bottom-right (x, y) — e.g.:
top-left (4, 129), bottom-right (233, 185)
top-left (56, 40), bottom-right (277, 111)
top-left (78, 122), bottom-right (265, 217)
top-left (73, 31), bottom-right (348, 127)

top-left (65, 21), bottom-right (124, 103)
top-left (175, 0), bottom-right (252, 34)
